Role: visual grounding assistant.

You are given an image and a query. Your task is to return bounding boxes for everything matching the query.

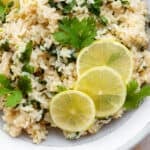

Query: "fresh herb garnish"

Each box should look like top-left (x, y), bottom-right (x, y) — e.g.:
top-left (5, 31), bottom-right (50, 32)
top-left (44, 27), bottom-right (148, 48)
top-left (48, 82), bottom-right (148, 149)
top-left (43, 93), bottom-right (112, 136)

top-left (54, 17), bottom-right (96, 50)
top-left (5, 90), bottom-right (22, 107)
top-left (0, 74), bottom-right (22, 107)
top-left (57, 85), bottom-right (67, 93)
top-left (62, 0), bottom-right (76, 14)
top-left (0, 1), bottom-right (14, 23)
top-left (120, 0), bottom-right (130, 5)
top-left (22, 64), bottom-right (34, 74)
top-left (124, 80), bottom-right (150, 110)
top-left (18, 75), bottom-right (32, 95)
top-left (48, 0), bottom-right (76, 14)
top-left (20, 41), bottom-right (33, 63)
top-left (0, 40), bottom-right (10, 51)
top-left (20, 41), bottom-right (34, 74)
top-left (88, 0), bottom-right (103, 16)
top-left (0, 74), bottom-right (11, 88)
top-left (99, 15), bottom-right (108, 26)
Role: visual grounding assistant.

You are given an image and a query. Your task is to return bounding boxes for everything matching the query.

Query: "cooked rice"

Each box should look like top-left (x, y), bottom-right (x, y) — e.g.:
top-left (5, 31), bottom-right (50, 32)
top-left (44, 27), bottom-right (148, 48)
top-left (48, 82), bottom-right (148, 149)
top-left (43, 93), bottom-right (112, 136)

top-left (0, 0), bottom-right (149, 143)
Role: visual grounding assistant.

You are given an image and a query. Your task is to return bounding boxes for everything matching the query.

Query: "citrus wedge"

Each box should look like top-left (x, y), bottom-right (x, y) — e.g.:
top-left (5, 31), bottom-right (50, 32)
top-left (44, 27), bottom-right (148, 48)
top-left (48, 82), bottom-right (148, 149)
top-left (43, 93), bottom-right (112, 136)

top-left (50, 90), bottom-right (95, 132)
top-left (75, 67), bottom-right (126, 118)
top-left (77, 40), bottom-right (133, 83)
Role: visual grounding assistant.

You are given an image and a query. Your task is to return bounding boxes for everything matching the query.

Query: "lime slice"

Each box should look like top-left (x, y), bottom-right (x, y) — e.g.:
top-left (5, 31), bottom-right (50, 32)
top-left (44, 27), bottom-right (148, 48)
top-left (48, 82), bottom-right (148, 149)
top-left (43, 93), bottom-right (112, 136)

top-left (77, 40), bottom-right (133, 83)
top-left (50, 90), bottom-right (95, 132)
top-left (2, 0), bottom-right (19, 8)
top-left (75, 67), bottom-right (126, 118)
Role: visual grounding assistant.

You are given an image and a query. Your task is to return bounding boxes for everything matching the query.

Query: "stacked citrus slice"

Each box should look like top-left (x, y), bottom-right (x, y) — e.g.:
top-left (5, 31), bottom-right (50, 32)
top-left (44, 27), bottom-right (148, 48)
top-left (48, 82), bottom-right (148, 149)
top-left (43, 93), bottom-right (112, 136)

top-left (50, 40), bottom-right (133, 132)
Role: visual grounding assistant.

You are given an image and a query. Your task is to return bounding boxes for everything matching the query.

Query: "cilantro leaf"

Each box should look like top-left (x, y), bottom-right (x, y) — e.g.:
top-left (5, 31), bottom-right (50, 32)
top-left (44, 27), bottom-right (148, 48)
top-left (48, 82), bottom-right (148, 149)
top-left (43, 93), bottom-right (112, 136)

top-left (57, 85), bottom-right (67, 93)
top-left (0, 40), bottom-right (10, 51)
top-left (62, 0), bottom-right (76, 14)
top-left (0, 74), bottom-right (11, 88)
top-left (5, 90), bottom-right (22, 107)
top-left (99, 15), bottom-right (108, 26)
top-left (120, 0), bottom-right (130, 5)
top-left (48, 0), bottom-right (76, 14)
top-left (22, 64), bottom-right (34, 74)
top-left (18, 75), bottom-right (32, 95)
top-left (0, 74), bottom-right (23, 108)
top-left (0, 1), bottom-right (14, 23)
top-left (0, 87), bottom-right (11, 96)
top-left (20, 41), bottom-right (33, 63)
top-left (88, 0), bottom-right (103, 16)
top-left (54, 17), bottom-right (96, 50)
top-left (124, 80), bottom-right (150, 110)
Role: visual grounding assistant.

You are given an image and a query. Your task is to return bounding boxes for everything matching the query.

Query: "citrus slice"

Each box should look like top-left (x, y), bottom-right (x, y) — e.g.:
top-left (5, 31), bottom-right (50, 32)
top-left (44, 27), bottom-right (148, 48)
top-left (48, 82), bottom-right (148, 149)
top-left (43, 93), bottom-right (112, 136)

top-left (77, 40), bottom-right (133, 83)
top-left (75, 67), bottom-right (126, 118)
top-left (50, 90), bottom-right (95, 132)
top-left (2, 0), bottom-right (19, 8)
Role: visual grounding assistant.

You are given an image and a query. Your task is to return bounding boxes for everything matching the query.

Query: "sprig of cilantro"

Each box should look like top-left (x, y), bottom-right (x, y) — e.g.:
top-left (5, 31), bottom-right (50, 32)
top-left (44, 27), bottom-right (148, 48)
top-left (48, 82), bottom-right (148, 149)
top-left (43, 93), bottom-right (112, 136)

top-left (124, 80), bottom-right (150, 110)
top-left (54, 17), bottom-right (96, 50)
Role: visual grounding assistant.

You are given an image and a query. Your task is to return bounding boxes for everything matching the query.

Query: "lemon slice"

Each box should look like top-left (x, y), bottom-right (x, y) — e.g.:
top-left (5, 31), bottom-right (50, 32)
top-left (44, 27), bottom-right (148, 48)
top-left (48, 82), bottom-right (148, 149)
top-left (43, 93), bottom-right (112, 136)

top-left (50, 90), bottom-right (95, 132)
top-left (77, 40), bottom-right (133, 83)
top-left (75, 67), bottom-right (126, 118)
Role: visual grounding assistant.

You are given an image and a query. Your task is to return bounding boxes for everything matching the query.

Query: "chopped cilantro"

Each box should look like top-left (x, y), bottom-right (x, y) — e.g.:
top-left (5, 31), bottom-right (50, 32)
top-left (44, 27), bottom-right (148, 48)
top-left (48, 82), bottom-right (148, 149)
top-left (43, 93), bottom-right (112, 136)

top-left (88, 0), bottom-right (103, 16)
top-left (0, 74), bottom-right (22, 107)
top-left (0, 40), bottom-right (10, 51)
top-left (124, 80), bottom-right (150, 110)
top-left (18, 75), bottom-right (32, 95)
top-left (22, 64), bottom-right (34, 74)
top-left (99, 15), bottom-right (108, 26)
top-left (48, 0), bottom-right (76, 14)
top-left (0, 87), bottom-right (11, 96)
top-left (62, 0), bottom-right (76, 14)
top-left (5, 90), bottom-right (22, 107)
top-left (0, 1), bottom-right (14, 23)
top-left (0, 74), bottom-right (11, 88)
top-left (20, 41), bottom-right (33, 63)
top-left (120, 0), bottom-right (130, 5)
top-left (54, 17), bottom-right (96, 50)
top-left (57, 85), bottom-right (67, 93)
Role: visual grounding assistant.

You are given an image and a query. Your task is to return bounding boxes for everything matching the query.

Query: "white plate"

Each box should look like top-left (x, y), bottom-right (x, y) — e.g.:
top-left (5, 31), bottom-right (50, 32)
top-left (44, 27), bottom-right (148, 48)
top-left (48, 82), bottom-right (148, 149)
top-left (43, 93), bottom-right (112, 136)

top-left (0, 1), bottom-right (150, 150)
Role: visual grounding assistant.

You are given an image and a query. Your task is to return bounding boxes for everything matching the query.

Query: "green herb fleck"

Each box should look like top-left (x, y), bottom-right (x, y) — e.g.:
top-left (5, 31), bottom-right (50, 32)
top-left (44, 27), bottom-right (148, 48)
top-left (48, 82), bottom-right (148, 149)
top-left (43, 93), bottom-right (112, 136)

top-left (57, 85), bottom-right (67, 93)
top-left (88, 0), bottom-right (103, 16)
top-left (5, 90), bottom-right (22, 107)
top-left (54, 17), bottom-right (96, 50)
top-left (18, 75), bottom-right (32, 95)
top-left (0, 87), bottom-right (11, 96)
top-left (0, 74), bottom-right (11, 88)
top-left (0, 1), bottom-right (14, 23)
top-left (48, 0), bottom-right (76, 14)
top-left (99, 15), bottom-right (108, 26)
top-left (0, 74), bottom-right (23, 107)
top-left (0, 40), bottom-right (10, 51)
top-left (120, 0), bottom-right (130, 5)
top-left (20, 41), bottom-right (33, 63)
top-left (124, 80), bottom-right (150, 110)
top-left (62, 0), bottom-right (76, 14)
top-left (22, 64), bottom-right (34, 74)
